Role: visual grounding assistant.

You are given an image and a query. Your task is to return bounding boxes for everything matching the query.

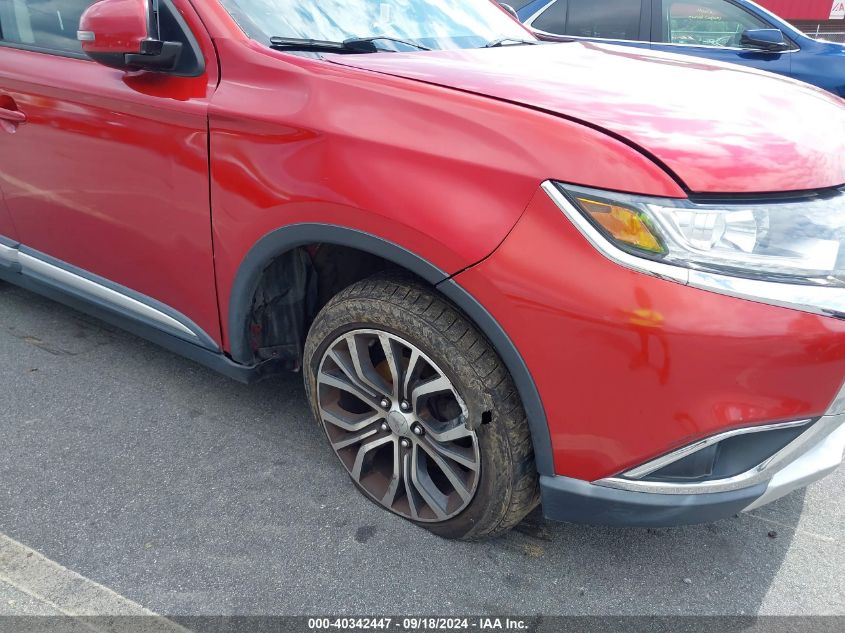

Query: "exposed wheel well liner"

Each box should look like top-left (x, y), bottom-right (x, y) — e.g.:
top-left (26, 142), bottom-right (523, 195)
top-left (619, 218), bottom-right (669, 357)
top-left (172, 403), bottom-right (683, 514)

top-left (228, 223), bottom-right (554, 475)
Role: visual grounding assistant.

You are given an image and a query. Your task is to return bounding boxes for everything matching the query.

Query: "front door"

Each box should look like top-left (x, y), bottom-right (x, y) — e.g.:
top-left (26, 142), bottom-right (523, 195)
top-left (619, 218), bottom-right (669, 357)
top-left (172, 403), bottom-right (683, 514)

top-left (0, 0), bottom-right (222, 345)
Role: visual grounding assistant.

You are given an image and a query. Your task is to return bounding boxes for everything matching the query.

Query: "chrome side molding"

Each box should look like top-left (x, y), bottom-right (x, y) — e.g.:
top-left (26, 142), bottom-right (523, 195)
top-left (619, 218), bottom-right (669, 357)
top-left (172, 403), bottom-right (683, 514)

top-left (0, 238), bottom-right (218, 351)
top-left (0, 241), bottom-right (18, 267)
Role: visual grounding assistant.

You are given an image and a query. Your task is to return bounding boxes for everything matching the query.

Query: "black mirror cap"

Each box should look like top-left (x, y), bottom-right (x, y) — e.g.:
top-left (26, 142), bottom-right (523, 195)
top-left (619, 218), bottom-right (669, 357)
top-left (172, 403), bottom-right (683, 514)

top-left (740, 28), bottom-right (790, 52)
top-left (125, 40), bottom-right (183, 72)
top-left (499, 3), bottom-right (519, 20)
top-left (86, 39), bottom-right (182, 73)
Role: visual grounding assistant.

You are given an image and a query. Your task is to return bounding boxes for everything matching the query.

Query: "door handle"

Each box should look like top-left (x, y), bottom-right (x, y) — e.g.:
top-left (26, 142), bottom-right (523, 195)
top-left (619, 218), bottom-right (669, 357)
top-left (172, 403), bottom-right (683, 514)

top-left (0, 97), bottom-right (26, 133)
top-left (0, 108), bottom-right (26, 123)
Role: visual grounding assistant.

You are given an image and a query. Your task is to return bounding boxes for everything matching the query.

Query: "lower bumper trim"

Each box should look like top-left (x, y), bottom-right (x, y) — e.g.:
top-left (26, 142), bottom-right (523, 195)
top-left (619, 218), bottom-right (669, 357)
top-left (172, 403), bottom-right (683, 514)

top-left (744, 419), bottom-right (845, 511)
top-left (540, 474), bottom-right (766, 528)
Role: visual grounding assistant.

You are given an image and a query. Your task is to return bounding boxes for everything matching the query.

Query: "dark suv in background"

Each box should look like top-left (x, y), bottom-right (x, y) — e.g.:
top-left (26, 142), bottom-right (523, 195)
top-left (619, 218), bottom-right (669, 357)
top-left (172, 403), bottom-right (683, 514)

top-left (513, 0), bottom-right (845, 96)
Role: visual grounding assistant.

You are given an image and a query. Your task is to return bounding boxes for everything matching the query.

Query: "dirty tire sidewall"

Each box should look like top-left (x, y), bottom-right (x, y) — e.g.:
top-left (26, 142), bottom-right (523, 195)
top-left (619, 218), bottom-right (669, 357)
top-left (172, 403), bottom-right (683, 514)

top-left (304, 275), bottom-right (539, 541)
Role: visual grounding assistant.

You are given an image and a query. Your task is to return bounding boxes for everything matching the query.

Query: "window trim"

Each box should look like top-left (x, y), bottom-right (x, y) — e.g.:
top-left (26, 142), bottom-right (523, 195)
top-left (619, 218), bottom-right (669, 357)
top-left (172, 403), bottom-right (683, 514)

top-left (0, 39), bottom-right (91, 60)
top-left (526, 0), bottom-right (652, 44)
top-left (524, 0), bottom-right (559, 29)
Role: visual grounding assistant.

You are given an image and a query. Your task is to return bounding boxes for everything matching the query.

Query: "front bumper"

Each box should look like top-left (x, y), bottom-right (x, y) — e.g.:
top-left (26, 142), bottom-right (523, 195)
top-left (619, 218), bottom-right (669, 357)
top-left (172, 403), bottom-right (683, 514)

top-left (540, 475), bottom-right (766, 527)
top-left (453, 182), bottom-right (845, 525)
top-left (540, 396), bottom-right (845, 527)
top-left (454, 186), bottom-right (845, 482)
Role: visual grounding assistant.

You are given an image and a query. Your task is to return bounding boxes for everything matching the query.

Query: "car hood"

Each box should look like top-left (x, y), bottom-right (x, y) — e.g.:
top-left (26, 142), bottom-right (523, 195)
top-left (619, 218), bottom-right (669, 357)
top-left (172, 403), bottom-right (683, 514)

top-left (328, 42), bottom-right (845, 194)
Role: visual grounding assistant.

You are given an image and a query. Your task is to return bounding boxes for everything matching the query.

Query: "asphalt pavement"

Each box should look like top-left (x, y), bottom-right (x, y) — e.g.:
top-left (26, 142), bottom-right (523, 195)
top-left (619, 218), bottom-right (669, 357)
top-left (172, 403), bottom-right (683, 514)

top-left (0, 281), bottom-right (843, 617)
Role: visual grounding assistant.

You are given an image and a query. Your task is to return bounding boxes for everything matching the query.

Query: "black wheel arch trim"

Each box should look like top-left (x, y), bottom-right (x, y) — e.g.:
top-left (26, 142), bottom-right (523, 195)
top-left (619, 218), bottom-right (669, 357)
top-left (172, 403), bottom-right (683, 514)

top-left (228, 223), bottom-right (555, 475)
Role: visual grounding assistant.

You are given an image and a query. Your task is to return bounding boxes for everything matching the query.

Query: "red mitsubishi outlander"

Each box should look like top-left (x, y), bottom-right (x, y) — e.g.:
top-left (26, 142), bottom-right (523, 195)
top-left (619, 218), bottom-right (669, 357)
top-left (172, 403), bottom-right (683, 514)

top-left (1, 0), bottom-right (844, 540)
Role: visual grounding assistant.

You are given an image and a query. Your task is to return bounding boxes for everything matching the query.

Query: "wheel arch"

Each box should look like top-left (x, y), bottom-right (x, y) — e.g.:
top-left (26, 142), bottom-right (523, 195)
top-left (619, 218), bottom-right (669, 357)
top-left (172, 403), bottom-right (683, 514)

top-left (227, 223), bottom-right (555, 475)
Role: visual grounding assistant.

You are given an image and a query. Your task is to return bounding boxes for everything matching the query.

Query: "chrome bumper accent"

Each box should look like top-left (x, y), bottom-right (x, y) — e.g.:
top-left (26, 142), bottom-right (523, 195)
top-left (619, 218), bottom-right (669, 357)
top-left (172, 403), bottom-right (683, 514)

top-left (744, 418), bottom-right (845, 511)
top-left (621, 418), bottom-right (812, 481)
top-left (595, 382), bottom-right (845, 497)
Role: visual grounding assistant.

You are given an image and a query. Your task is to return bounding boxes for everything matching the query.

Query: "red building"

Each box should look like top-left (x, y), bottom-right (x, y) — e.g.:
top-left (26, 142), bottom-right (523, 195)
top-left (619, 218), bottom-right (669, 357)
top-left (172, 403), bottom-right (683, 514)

top-left (757, 0), bottom-right (845, 40)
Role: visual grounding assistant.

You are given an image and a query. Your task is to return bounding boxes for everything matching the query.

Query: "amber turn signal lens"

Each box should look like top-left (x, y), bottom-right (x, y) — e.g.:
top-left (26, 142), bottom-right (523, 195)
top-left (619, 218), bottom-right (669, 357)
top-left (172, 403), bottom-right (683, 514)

top-left (576, 197), bottom-right (665, 254)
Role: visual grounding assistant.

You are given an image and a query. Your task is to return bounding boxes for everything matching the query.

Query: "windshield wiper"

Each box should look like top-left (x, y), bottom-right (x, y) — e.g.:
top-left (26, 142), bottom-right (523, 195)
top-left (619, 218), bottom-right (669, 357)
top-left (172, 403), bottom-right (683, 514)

top-left (348, 36), bottom-right (432, 51)
top-left (269, 36), bottom-right (431, 54)
top-left (484, 37), bottom-right (539, 48)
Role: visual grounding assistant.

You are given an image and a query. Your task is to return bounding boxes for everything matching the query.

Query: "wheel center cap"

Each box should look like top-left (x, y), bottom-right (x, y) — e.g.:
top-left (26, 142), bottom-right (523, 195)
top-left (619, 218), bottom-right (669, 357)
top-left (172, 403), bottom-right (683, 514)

top-left (387, 410), bottom-right (412, 436)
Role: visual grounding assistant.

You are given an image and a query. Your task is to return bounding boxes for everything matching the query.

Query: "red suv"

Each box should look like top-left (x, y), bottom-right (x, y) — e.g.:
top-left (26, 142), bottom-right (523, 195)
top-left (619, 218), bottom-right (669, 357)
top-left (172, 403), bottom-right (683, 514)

top-left (1, 0), bottom-right (844, 540)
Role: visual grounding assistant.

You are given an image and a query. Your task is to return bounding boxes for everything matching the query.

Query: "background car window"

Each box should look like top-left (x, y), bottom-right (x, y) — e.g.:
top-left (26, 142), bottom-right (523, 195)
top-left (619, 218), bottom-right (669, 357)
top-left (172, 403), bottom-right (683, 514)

top-left (532, 0), bottom-right (568, 34)
top-left (660, 0), bottom-right (768, 47)
top-left (534, 0), bottom-right (643, 41)
top-left (0, 0), bottom-right (95, 54)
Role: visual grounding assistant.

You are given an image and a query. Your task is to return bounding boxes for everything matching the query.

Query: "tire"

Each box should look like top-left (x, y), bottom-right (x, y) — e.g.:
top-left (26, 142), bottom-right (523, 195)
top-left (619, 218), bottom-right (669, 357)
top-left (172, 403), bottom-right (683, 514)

top-left (303, 274), bottom-right (540, 540)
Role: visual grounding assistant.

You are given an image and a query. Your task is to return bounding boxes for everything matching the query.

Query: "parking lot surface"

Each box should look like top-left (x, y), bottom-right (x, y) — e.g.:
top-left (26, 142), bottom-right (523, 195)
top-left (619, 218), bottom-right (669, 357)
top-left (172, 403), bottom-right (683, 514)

top-left (0, 282), bottom-right (843, 616)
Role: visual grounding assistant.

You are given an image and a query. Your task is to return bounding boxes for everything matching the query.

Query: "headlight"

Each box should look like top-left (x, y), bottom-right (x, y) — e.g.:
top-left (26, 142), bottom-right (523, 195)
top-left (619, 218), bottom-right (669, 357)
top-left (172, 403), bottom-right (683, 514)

top-left (556, 182), bottom-right (845, 287)
top-left (542, 181), bottom-right (845, 318)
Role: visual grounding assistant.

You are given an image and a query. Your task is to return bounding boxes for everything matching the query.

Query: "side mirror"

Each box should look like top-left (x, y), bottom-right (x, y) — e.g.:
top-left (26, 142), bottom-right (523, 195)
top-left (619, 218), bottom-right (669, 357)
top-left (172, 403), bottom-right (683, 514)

top-left (77, 0), bottom-right (182, 72)
top-left (499, 3), bottom-right (519, 20)
top-left (740, 29), bottom-right (790, 52)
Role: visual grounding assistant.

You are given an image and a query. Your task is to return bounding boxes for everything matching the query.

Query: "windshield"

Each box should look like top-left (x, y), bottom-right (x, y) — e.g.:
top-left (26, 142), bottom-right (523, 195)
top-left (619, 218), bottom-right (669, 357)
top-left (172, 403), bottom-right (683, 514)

top-left (221, 0), bottom-right (533, 50)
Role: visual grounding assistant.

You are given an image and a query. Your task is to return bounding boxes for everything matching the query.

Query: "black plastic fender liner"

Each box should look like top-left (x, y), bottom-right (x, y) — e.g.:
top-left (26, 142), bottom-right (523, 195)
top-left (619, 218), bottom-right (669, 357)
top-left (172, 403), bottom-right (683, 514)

top-left (227, 223), bottom-right (555, 475)
top-left (227, 224), bottom-right (447, 364)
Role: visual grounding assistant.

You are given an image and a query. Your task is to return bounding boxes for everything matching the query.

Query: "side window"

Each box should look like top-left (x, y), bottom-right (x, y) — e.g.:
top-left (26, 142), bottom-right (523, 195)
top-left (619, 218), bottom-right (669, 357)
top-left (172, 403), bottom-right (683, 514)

top-left (534, 0), bottom-right (643, 41)
top-left (660, 0), bottom-right (769, 48)
top-left (565, 0), bottom-right (642, 40)
top-left (0, 0), bottom-right (96, 55)
top-left (532, 1), bottom-right (568, 34)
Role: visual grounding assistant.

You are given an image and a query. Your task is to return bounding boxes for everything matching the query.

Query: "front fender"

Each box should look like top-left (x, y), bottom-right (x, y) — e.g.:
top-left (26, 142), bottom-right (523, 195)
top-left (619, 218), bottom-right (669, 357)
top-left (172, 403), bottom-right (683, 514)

top-left (225, 222), bottom-right (556, 475)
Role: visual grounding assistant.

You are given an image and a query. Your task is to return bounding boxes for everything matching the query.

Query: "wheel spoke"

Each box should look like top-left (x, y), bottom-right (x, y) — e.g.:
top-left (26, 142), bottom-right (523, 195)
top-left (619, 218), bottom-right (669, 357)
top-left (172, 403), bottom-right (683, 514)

top-left (351, 435), bottom-right (395, 482)
top-left (422, 435), bottom-right (479, 471)
top-left (402, 453), bottom-right (420, 520)
top-left (381, 440), bottom-right (402, 508)
top-left (410, 445), bottom-right (449, 520)
top-left (327, 349), bottom-right (380, 402)
top-left (318, 370), bottom-right (382, 412)
top-left (402, 349), bottom-right (421, 402)
top-left (378, 333), bottom-right (401, 401)
top-left (331, 427), bottom-right (380, 450)
top-left (321, 407), bottom-right (383, 433)
top-left (411, 375), bottom-right (452, 411)
top-left (347, 334), bottom-right (391, 400)
top-left (417, 441), bottom-right (474, 503)
top-left (419, 416), bottom-right (474, 443)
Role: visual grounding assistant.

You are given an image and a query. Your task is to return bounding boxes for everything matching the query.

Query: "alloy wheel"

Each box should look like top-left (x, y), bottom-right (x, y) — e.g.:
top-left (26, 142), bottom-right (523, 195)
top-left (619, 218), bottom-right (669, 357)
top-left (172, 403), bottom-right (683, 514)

top-left (316, 329), bottom-right (481, 522)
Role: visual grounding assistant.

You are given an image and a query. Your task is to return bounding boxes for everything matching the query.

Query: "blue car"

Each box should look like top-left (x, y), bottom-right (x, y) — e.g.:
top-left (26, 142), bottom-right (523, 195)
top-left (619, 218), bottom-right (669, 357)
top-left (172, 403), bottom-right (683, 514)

top-left (512, 0), bottom-right (845, 96)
